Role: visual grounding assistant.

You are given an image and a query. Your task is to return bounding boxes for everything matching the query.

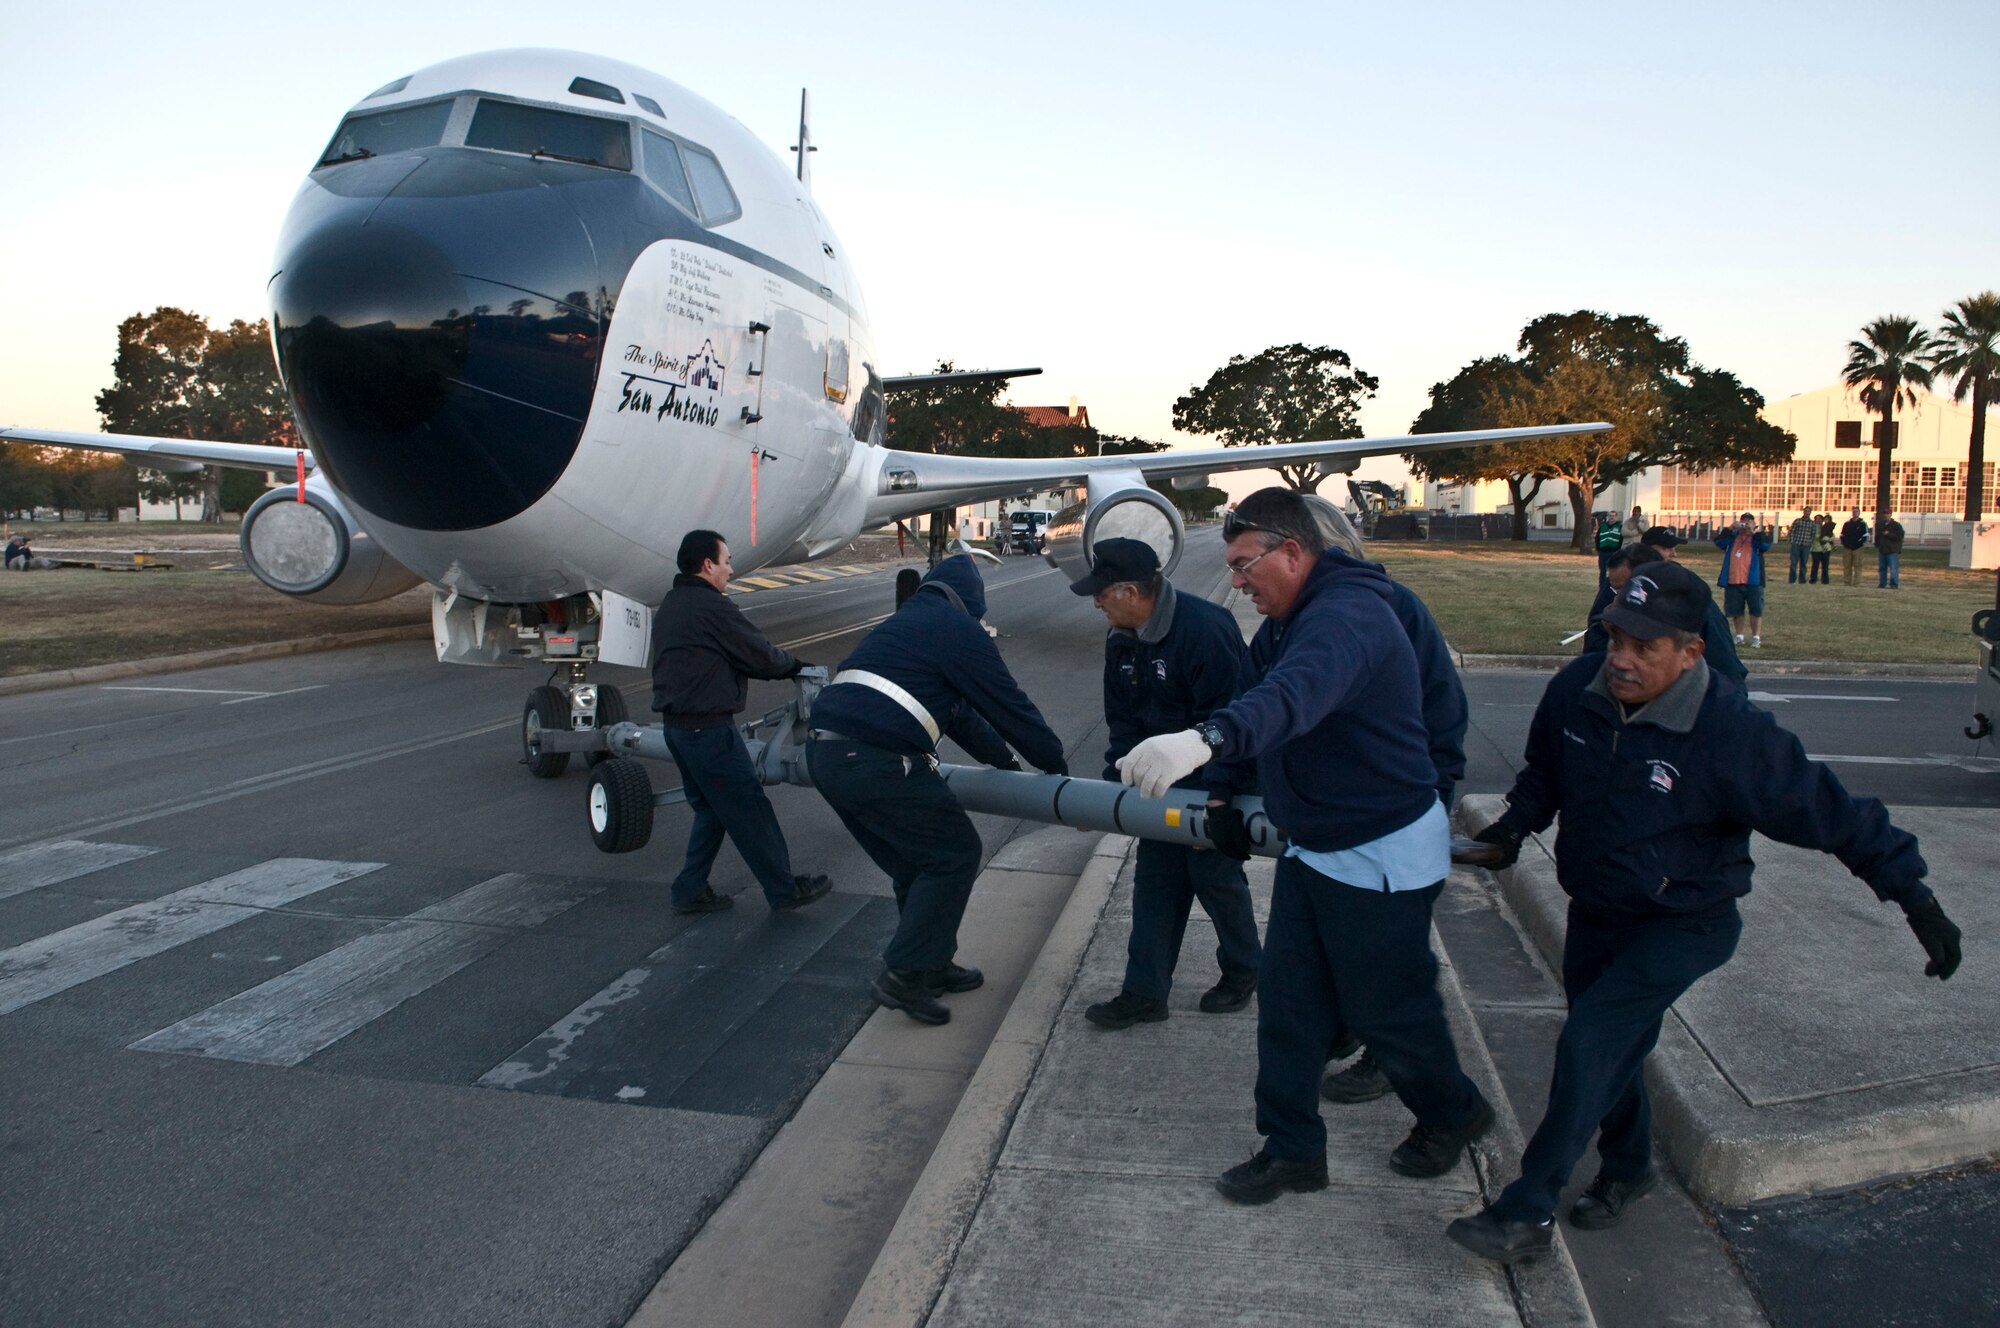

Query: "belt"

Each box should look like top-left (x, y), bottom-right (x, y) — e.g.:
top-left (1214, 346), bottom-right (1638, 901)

top-left (829, 669), bottom-right (940, 743)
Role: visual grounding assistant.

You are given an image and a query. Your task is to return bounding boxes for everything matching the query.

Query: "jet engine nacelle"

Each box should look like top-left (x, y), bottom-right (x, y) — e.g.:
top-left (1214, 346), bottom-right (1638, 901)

top-left (241, 475), bottom-right (423, 605)
top-left (1044, 470), bottom-right (1185, 584)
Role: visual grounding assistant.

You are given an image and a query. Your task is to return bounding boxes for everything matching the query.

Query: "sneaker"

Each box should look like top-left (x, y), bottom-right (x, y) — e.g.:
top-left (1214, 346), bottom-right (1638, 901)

top-left (1445, 1208), bottom-right (1554, 1264)
top-left (1569, 1170), bottom-right (1658, 1229)
top-left (920, 962), bottom-right (985, 994)
top-left (1321, 1049), bottom-right (1392, 1104)
top-left (1390, 1097), bottom-right (1494, 1177)
top-left (1750, 635), bottom-right (1762, 649)
top-left (1199, 972), bottom-right (1257, 1013)
top-left (1327, 1030), bottom-right (1362, 1061)
top-left (1733, 633), bottom-right (1744, 644)
top-left (771, 873), bottom-right (832, 911)
top-left (672, 887), bottom-right (734, 915)
top-left (874, 968), bottom-right (950, 1025)
top-left (1085, 990), bottom-right (1169, 1029)
top-left (1214, 1149), bottom-right (1329, 1205)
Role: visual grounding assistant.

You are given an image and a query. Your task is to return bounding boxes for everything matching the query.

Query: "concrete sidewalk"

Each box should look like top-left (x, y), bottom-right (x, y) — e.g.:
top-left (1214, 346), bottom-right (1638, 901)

top-left (846, 843), bottom-right (1595, 1328)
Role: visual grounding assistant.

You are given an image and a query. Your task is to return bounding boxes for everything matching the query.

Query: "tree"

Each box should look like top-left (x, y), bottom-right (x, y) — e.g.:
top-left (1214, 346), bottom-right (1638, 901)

top-left (94, 308), bottom-right (293, 522)
top-left (1171, 344), bottom-right (1378, 493)
top-left (1843, 315), bottom-right (1936, 526)
top-left (886, 360), bottom-right (1046, 459)
top-left (1406, 312), bottom-right (1793, 549)
top-left (0, 443), bottom-right (55, 520)
top-left (1928, 292), bottom-right (1999, 521)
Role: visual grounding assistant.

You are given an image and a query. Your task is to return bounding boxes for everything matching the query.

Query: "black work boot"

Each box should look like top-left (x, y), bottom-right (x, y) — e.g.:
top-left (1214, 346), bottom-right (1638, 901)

top-left (672, 887), bottom-right (734, 915)
top-left (772, 873), bottom-right (832, 911)
top-left (1321, 1048), bottom-right (1391, 1104)
top-left (1569, 1170), bottom-right (1658, 1229)
top-left (875, 968), bottom-right (950, 1024)
top-left (1446, 1208), bottom-right (1554, 1263)
top-left (1390, 1097), bottom-right (1494, 1177)
top-left (1199, 971), bottom-right (1257, 1013)
top-left (1085, 990), bottom-right (1169, 1029)
top-left (1214, 1149), bottom-right (1330, 1205)
top-left (920, 962), bottom-right (985, 994)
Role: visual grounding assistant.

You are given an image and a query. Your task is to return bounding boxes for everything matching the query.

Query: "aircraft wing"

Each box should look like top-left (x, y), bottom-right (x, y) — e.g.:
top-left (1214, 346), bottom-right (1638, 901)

top-left (0, 427), bottom-right (308, 475)
top-left (863, 422), bottom-right (1609, 524)
top-left (881, 366), bottom-right (1043, 392)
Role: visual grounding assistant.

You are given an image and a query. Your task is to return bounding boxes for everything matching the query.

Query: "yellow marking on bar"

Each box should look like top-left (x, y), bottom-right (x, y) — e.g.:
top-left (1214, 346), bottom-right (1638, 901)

top-left (1164, 808), bottom-right (1182, 828)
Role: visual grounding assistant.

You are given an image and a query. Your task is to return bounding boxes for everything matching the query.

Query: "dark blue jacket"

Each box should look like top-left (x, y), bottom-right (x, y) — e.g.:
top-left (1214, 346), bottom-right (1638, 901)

top-left (1381, 578), bottom-right (1468, 806)
top-left (1099, 583), bottom-right (1248, 795)
top-left (1210, 550), bottom-right (1439, 852)
top-left (809, 555), bottom-right (1067, 774)
top-left (1500, 654), bottom-right (1930, 923)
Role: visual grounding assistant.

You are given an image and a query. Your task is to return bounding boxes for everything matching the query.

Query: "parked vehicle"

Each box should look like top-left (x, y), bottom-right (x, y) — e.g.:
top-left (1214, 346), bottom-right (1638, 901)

top-left (1010, 509), bottom-right (1055, 555)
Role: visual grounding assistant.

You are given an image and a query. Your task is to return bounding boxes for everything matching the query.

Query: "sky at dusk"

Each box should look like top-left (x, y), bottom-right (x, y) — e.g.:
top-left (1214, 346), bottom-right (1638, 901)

top-left (2, 0), bottom-right (1994, 498)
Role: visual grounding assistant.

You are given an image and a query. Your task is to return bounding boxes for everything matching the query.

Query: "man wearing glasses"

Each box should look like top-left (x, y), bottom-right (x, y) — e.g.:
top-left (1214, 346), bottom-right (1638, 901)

top-left (1119, 489), bottom-right (1492, 1202)
top-left (1071, 537), bottom-right (1261, 1030)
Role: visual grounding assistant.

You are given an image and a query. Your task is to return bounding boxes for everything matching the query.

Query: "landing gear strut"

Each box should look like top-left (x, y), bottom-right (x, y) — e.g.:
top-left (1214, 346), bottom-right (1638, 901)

top-left (521, 661), bottom-right (628, 779)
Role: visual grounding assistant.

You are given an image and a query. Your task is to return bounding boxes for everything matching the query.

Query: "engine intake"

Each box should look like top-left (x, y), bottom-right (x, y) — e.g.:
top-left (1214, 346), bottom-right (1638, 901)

top-left (1045, 474), bottom-right (1185, 584)
top-left (241, 477), bottom-right (422, 604)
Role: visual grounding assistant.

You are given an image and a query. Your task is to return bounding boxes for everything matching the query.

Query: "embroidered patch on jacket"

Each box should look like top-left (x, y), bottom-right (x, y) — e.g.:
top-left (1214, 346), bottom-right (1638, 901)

top-left (1646, 759), bottom-right (1679, 793)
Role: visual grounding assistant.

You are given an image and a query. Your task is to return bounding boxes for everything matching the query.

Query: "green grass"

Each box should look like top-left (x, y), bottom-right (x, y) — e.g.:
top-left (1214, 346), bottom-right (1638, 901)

top-left (1368, 542), bottom-right (1995, 665)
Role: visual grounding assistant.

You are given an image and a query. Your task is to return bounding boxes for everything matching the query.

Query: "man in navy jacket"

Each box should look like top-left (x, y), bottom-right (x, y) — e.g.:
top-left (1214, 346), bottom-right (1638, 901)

top-left (1072, 538), bottom-right (1261, 1030)
top-left (1448, 561), bottom-right (1962, 1264)
top-left (1119, 488), bottom-right (1493, 1201)
top-left (807, 555), bottom-right (1067, 1026)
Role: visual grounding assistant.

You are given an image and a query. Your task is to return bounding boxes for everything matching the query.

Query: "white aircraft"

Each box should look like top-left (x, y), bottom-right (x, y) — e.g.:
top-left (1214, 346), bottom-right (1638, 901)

top-left (3, 49), bottom-right (1605, 776)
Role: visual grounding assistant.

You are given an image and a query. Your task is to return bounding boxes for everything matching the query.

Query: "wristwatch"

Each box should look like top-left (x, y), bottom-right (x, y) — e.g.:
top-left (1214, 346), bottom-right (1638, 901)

top-left (1198, 720), bottom-right (1227, 753)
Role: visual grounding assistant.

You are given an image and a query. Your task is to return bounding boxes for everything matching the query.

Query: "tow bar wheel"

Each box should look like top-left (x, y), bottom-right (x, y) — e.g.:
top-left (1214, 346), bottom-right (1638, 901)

top-left (587, 758), bottom-right (655, 853)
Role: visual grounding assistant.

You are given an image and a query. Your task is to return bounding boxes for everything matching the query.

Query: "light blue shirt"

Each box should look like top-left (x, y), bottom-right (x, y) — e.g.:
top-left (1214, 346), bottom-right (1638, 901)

top-left (1286, 797), bottom-right (1449, 892)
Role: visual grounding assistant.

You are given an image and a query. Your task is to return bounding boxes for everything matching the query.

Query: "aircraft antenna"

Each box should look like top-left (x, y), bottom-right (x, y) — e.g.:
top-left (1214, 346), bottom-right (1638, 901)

top-left (789, 89), bottom-right (816, 188)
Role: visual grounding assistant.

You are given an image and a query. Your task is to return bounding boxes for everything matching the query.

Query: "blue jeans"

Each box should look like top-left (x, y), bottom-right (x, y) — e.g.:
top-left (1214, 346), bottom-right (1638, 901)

top-left (662, 723), bottom-right (798, 905)
top-left (1123, 838), bottom-right (1260, 1000)
top-left (1254, 857), bottom-right (1482, 1160)
top-left (1878, 552), bottom-right (1900, 588)
top-left (807, 738), bottom-right (983, 972)
top-left (1492, 905), bottom-right (1741, 1223)
top-left (1788, 545), bottom-right (1810, 582)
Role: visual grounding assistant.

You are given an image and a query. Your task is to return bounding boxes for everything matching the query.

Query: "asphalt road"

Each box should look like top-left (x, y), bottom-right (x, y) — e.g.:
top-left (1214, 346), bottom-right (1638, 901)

top-left (0, 549), bottom-right (1147, 1328)
top-left (2, 527), bottom-right (1992, 1328)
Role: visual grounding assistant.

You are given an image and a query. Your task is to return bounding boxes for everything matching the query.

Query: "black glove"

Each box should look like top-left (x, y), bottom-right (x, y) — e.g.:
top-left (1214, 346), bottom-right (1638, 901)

top-left (992, 755), bottom-right (1022, 772)
top-left (1207, 804), bottom-right (1253, 861)
top-left (1472, 818), bottom-right (1525, 870)
top-left (1904, 897), bottom-right (1962, 980)
top-left (785, 659), bottom-right (811, 678)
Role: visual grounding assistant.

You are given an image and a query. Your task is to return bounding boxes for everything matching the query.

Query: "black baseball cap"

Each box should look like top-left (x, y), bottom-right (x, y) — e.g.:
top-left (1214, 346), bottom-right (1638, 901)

top-left (1070, 537), bottom-right (1161, 596)
top-left (1639, 526), bottom-right (1685, 548)
top-left (1602, 561), bottom-right (1710, 640)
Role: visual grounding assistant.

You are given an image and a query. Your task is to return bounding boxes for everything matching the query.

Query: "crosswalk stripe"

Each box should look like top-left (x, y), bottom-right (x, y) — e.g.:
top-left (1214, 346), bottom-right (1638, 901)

top-left (0, 840), bottom-right (159, 902)
top-left (0, 858), bottom-right (381, 1016)
top-left (131, 873), bottom-right (600, 1066)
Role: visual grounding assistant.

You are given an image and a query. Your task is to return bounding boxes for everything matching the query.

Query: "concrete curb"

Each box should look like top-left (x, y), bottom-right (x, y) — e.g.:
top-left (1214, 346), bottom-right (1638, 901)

top-left (1456, 795), bottom-right (2000, 1208)
top-left (840, 835), bottom-right (1132, 1328)
top-left (0, 623), bottom-right (432, 697)
top-left (1454, 653), bottom-right (1975, 678)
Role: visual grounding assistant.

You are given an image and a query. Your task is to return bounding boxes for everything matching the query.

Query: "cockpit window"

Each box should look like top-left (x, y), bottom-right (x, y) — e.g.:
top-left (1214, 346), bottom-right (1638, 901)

top-left (640, 130), bottom-right (697, 216)
top-left (465, 99), bottom-right (632, 170)
top-left (318, 99), bottom-right (453, 166)
top-left (680, 145), bottom-right (741, 225)
top-left (633, 93), bottom-right (665, 118)
top-left (568, 76), bottom-right (624, 104)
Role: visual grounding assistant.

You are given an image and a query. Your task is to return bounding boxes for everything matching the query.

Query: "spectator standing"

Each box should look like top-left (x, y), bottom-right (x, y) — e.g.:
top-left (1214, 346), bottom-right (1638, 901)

top-left (1838, 507), bottom-right (1869, 586)
top-left (649, 530), bottom-right (831, 916)
top-left (1715, 514), bottom-right (1771, 648)
top-left (1622, 506), bottom-right (1650, 546)
top-left (1593, 512), bottom-right (1623, 587)
top-left (1785, 507), bottom-right (1817, 584)
top-left (1809, 514), bottom-right (1835, 585)
top-left (1876, 516), bottom-right (1906, 589)
top-left (1446, 561), bottom-right (1960, 1264)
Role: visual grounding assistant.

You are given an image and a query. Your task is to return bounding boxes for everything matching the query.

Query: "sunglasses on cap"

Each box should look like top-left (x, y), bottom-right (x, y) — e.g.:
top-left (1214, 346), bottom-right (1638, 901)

top-left (1222, 511), bottom-right (1286, 541)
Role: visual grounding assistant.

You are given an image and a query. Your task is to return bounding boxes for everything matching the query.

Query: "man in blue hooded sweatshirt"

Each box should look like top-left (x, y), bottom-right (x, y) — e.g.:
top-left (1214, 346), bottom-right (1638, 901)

top-left (806, 555), bottom-right (1069, 1026)
top-left (1119, 488), bottom-right (1492, 1200)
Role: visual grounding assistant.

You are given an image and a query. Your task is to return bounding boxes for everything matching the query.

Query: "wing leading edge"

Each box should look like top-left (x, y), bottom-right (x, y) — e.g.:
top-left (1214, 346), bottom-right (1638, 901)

top-left (0, 427), bottom-right (309, 475)
top-left (862, 422), bottom-right (1611, 525)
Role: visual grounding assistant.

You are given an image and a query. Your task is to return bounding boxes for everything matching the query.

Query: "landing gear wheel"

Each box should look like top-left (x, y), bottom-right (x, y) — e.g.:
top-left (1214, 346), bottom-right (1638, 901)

top-left (584, 686), bottom-right (629, 767)
top-left (587, 758), bottom-right (654, 853)
top-left (522, 685), bottom-right (571, 779)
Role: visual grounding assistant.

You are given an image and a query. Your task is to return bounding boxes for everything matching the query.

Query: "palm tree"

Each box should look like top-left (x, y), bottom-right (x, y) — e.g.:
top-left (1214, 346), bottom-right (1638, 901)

top-left (1843, 316), bottom-right (1935, 526)
top-left (1929, 292), bottom-right (2000, 522)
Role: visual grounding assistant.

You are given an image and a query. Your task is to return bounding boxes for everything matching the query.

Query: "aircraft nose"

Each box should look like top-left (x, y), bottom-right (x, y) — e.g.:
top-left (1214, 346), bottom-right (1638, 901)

top-left (271, 154), bottom-right (604, 533)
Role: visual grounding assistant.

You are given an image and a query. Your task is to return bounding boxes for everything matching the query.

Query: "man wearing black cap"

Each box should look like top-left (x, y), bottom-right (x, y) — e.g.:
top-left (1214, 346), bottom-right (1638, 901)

top-left (1073, 538), bottom-right (1261, 1029)
top-left (1447, 560), bottom-right (1962, 1263)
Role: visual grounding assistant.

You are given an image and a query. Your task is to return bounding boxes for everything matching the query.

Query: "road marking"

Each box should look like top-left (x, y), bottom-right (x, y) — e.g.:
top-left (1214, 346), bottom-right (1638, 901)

top-left (0, 840), bottom-right (158, 902)
top-left (101, 685), bottom-right (270, 696)
top-left (1749, 692), bottom-right (1898, 703)
top-left (131, 872), bottom-right (600, 1066)
top-left (221, 685), bottom-right (329, 705)
top-left (0, 858), bottom-right (381, 1016)
top-left (780, 615), bottom-right (891, 650)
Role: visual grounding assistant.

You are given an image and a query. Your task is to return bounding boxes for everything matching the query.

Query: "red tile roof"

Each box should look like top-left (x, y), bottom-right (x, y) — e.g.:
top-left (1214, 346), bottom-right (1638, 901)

top-left (1009, 405), bottom-right (1090, 430)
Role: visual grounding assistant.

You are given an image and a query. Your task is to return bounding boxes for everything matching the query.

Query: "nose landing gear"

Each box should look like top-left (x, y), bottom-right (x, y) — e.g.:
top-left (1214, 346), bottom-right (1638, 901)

top-left (521, 661), bottom-right (629, 778)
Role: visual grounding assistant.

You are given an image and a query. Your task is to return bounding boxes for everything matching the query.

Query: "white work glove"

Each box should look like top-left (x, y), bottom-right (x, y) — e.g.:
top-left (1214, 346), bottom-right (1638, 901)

top-left (1117, 728), bottom-right (1213, 800)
